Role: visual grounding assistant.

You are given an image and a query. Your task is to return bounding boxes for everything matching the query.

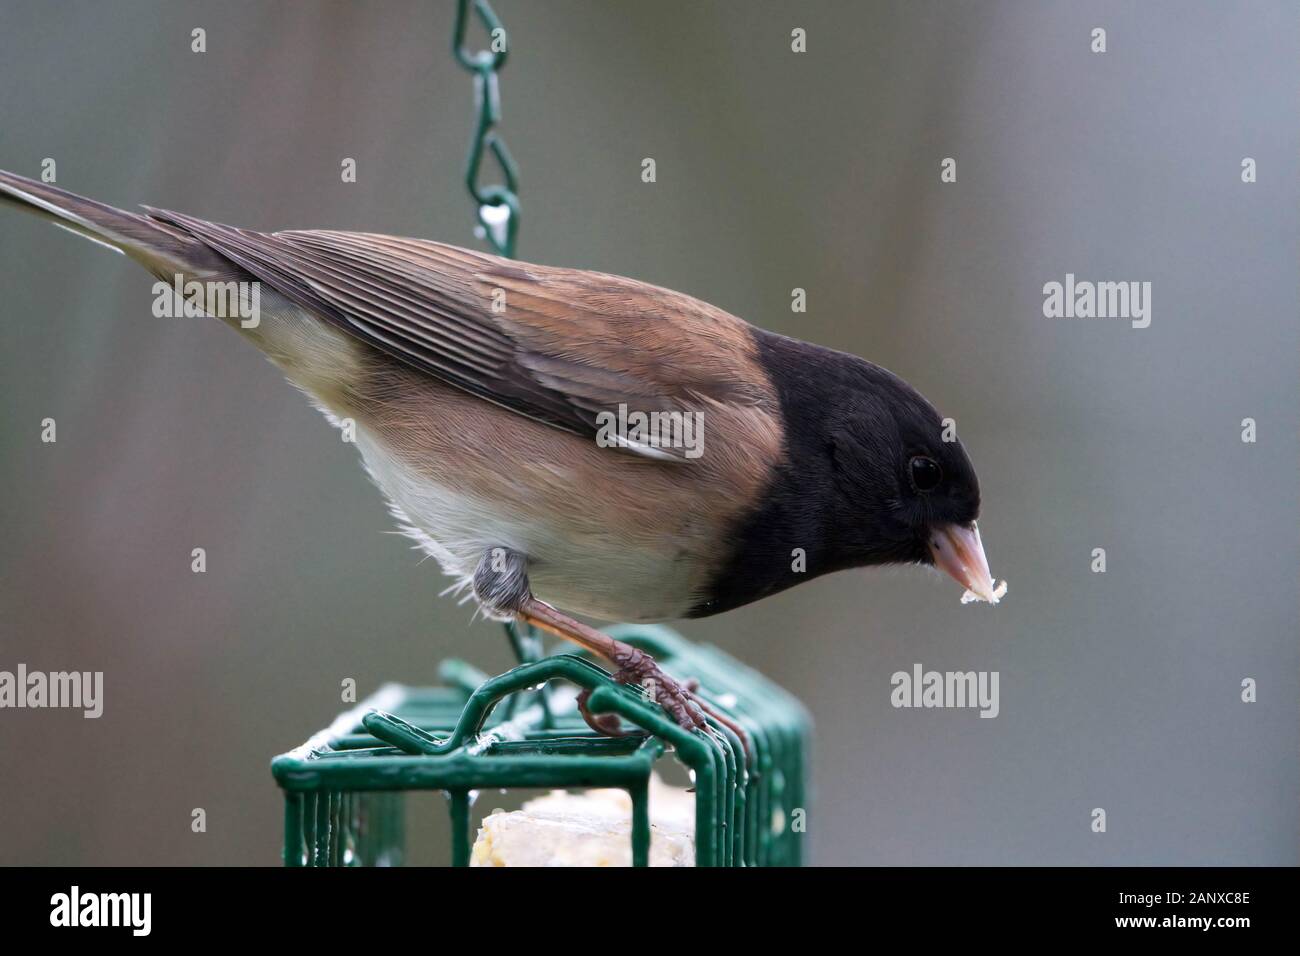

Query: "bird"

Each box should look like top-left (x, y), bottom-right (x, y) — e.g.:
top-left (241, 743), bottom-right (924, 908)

top-left (0, 169), bottom-right (1003, 746)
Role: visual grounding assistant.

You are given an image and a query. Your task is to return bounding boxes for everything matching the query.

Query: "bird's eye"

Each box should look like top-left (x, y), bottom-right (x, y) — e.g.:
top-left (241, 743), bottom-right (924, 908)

top-left (909, 455), bottom-right (943, 492)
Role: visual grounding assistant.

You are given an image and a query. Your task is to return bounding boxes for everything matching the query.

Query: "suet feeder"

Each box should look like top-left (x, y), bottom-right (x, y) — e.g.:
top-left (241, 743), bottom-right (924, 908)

top-left (271, 625), bottom-right (811, 866)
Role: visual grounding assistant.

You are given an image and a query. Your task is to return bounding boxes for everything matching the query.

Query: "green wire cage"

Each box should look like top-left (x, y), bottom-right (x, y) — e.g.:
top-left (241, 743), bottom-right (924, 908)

top-left (272, 624), bottom-right (811, 866)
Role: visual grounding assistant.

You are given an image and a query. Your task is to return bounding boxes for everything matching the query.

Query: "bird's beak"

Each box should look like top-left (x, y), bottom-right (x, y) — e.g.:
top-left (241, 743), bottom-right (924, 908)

top-left (928, 522), bottom-right (997, 602)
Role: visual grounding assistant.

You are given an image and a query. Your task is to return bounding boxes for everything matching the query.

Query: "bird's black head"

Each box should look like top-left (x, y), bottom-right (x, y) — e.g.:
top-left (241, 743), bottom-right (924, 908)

top-left (689, 332), bottom-right (998, 618)
top-left (825, 359), bottom-right (982, 573)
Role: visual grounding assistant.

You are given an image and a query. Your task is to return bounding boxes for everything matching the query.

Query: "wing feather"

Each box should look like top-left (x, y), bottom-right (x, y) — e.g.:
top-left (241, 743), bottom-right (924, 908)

top-left (143, 208), bottom-right (770, 459)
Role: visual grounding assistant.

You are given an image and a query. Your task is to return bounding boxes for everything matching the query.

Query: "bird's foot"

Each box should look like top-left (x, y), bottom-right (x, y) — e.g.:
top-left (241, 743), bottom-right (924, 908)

top-left (515, 592), bottom-right (751, 760)
top-left (610, 644), bottom-right (708, 732)
top-left (616, 648), bottom-right (752, 759)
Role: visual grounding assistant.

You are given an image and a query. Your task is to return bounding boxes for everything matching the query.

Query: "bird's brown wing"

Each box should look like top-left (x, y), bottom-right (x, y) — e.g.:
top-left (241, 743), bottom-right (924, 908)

top-left (143, 209), bottom-right (772, 459)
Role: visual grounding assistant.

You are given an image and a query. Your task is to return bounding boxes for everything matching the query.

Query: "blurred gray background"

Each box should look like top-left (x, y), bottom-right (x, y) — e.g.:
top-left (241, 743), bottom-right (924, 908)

top-left (0, 0), bottom-right (1295, 866)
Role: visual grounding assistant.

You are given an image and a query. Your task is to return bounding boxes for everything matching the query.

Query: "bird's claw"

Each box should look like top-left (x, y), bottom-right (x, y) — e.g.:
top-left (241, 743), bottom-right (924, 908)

top-left (611, 649), bottom-right (708, 732)
top-left (576, 686), bottom-right (626, 737)
top-left (580, 641), bottom-right (752, 763)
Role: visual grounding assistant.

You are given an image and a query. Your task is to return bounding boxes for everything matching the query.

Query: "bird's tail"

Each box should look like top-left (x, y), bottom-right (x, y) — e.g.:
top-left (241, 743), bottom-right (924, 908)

top-left (0, 169), bottom-right (224, 278)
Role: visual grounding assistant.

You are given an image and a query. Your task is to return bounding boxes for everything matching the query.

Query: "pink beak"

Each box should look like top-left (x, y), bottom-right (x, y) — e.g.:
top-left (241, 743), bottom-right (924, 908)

top-left (928, 522), bottom-right (996, 602)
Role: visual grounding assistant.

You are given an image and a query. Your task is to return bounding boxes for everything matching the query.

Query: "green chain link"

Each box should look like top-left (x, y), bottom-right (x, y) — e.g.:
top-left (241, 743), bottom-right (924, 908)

top-left (452, 0), bottom-right (519, 258)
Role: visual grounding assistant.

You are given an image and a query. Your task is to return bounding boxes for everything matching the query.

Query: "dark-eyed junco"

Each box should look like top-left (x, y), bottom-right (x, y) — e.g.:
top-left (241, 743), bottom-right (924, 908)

top-left (0, 170), bottom-right (1003, 741)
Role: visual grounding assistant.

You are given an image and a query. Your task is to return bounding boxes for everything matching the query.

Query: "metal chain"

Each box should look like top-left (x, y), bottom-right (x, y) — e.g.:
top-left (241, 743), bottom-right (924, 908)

top-left (452, 0), bottom-right (520, 258)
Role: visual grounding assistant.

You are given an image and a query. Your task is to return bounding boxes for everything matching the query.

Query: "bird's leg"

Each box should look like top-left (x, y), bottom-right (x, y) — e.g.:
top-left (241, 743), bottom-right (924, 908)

top-left (472, 548), bottom-right (747, 751)
top-left (517, 597), bottom-right (709, 734)
top-left (525, 599), bottom-right (752, 757)
top-left (473, 547), bottom-right (632, 736)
